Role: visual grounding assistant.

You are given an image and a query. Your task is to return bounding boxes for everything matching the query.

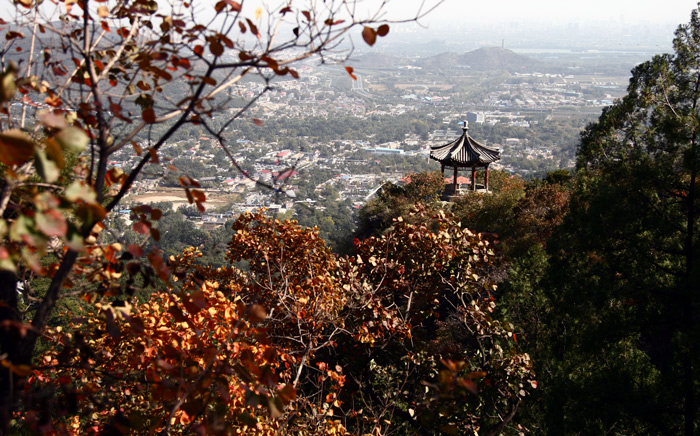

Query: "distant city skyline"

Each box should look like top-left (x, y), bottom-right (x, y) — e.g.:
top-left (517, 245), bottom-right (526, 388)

top-left (386, 0), bottom-right (700, 27)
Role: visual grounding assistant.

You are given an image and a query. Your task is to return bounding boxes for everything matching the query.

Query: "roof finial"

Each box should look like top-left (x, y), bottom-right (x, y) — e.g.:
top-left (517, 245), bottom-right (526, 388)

top-left (462, 120), bottom-right (469, 131)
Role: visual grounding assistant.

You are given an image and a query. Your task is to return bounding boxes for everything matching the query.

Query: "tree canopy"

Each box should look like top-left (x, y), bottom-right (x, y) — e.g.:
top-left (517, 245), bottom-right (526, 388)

top-left (0, 0), bottom-right (444, 433)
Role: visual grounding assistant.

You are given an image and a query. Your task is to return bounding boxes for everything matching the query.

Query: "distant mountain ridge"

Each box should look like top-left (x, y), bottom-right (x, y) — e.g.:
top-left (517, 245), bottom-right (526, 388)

top-left (351, 47), bottom-right (544, 73)
top-left (425, 47), bottom-right (543, 72)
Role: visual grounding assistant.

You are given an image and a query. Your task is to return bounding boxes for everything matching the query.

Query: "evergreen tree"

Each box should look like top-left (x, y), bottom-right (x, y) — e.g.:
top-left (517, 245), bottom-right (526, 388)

top-left (537, 7), bottom-right (700, 435)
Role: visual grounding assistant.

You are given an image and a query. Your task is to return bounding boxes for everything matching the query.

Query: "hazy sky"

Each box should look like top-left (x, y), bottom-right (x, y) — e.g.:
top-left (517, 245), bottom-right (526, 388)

top-left (386, 0), bottom-right (700, 26)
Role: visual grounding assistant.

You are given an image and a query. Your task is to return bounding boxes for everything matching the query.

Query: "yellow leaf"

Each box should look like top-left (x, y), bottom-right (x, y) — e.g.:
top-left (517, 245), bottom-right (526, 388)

top-left (97, 5), bottom-right (109, 18)
top-left (255, 7), bottom-right (262, 20)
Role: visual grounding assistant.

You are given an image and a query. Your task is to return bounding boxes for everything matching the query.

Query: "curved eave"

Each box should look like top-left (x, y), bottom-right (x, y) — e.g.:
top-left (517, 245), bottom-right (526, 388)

top-left (430, 131), bottom-right (501, 167)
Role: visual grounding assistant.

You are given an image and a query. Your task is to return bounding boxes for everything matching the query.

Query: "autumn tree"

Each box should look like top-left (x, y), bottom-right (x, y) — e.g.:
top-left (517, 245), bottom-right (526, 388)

top-left (32, 208), bottom-right (535, 434)
top-left (336, 207), bottom-right (535, 435)
top-left (526, 7), bottom-right (700, 435)
top-left (0, 0), bottom-right (441, 432)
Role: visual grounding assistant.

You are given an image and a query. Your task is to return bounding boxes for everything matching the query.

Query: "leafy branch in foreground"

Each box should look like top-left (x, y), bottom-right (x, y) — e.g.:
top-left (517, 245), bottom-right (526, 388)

top-left (0, 0), bottom-right (442, 432)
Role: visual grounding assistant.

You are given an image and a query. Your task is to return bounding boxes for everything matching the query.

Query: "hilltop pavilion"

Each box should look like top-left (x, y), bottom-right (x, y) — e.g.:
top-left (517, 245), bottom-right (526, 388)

top-left (430, 121), bottom-right (501, 199)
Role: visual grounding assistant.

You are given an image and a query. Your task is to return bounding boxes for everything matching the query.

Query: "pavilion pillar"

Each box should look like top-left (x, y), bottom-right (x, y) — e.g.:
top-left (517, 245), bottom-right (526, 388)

top-left (471, 166), bottom-right (476, 191)
top-left (441, 163), bottom-right (444, 175)
top-left (485, 165), bottom-right (490, 191)
top-left (453, 166), bottom-right (458, 195)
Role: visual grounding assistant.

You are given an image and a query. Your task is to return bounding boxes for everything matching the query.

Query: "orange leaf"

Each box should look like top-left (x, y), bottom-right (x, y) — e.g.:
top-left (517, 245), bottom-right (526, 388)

top-left (0, 129), bottom-right (35, 166)
top-left (345, 66), bottom-right (357, 81)
top-left (248, 304), bottom-right (267, 322)
top-left (253, 118), bottom-right (263, 126)
top-left (148, 147), bottom-right (159, 163)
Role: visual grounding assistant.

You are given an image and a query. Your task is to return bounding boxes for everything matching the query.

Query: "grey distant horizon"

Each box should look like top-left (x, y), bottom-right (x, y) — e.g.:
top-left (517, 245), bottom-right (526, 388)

top-left (387, 0), bottom-right (700, 27)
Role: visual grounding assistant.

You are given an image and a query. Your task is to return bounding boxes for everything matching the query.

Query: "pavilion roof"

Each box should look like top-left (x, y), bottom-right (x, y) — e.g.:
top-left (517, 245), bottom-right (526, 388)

top-left (430, 124), bottom-right (501, 167)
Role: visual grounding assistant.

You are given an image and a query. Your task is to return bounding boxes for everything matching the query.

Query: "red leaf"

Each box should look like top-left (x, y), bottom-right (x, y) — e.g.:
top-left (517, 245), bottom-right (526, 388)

top-left (225, 0), bottom-right (241, 11)
top-left (345, 66), bottom-right (357, 81)
top-left (147, 251), bottom-right (170, 282)
top-left (253, 118), bottom-right (263, 126)
top-left (36, 209), bottom-right (67, 237)
top-left (142, 107), bottom-right (156, 123)
top-left (246, 19), bottom-right (260, 38)
top-left (377, 24), bottom-right (390, 37)
top-left (128, 244), bottom-right (144, 257)
top-left (191, 290), bottom-right (207, 309)
top-left (210, 41), bottom-right (223, 57)
top-left (133, 222), bottom-right (149, 234)
top-left (362, 27), bottom-right (377, 46)
top-left (5, 31), bottom-right (24, 40)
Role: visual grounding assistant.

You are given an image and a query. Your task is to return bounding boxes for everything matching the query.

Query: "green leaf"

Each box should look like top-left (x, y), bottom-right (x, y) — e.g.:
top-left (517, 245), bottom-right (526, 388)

top-left (10, 214), bottom-right (43, 247)
top-left (0, 65), bottom-right (16, 103)
top-left (0, 246), bottom-right (17, 272)
top-left (34, 149), bottom-right (60, 183)
top-left (64, 181), bottom-right (98, 204)
top-left (55, 126), bottom-right (89, 153)
top-left (0, 129), bottom-right (35, 166)
top-left (65, 228), bottom-right (85, 251)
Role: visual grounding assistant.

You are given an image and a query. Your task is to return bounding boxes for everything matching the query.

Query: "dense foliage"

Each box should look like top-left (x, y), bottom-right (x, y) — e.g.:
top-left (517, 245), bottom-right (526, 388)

top-left (25, 210), bottom-right (534, 435)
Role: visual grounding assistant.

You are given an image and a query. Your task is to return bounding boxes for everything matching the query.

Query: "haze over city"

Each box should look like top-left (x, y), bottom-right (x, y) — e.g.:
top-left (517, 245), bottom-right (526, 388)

top-left (390, 0), bottom-right (700, 26)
